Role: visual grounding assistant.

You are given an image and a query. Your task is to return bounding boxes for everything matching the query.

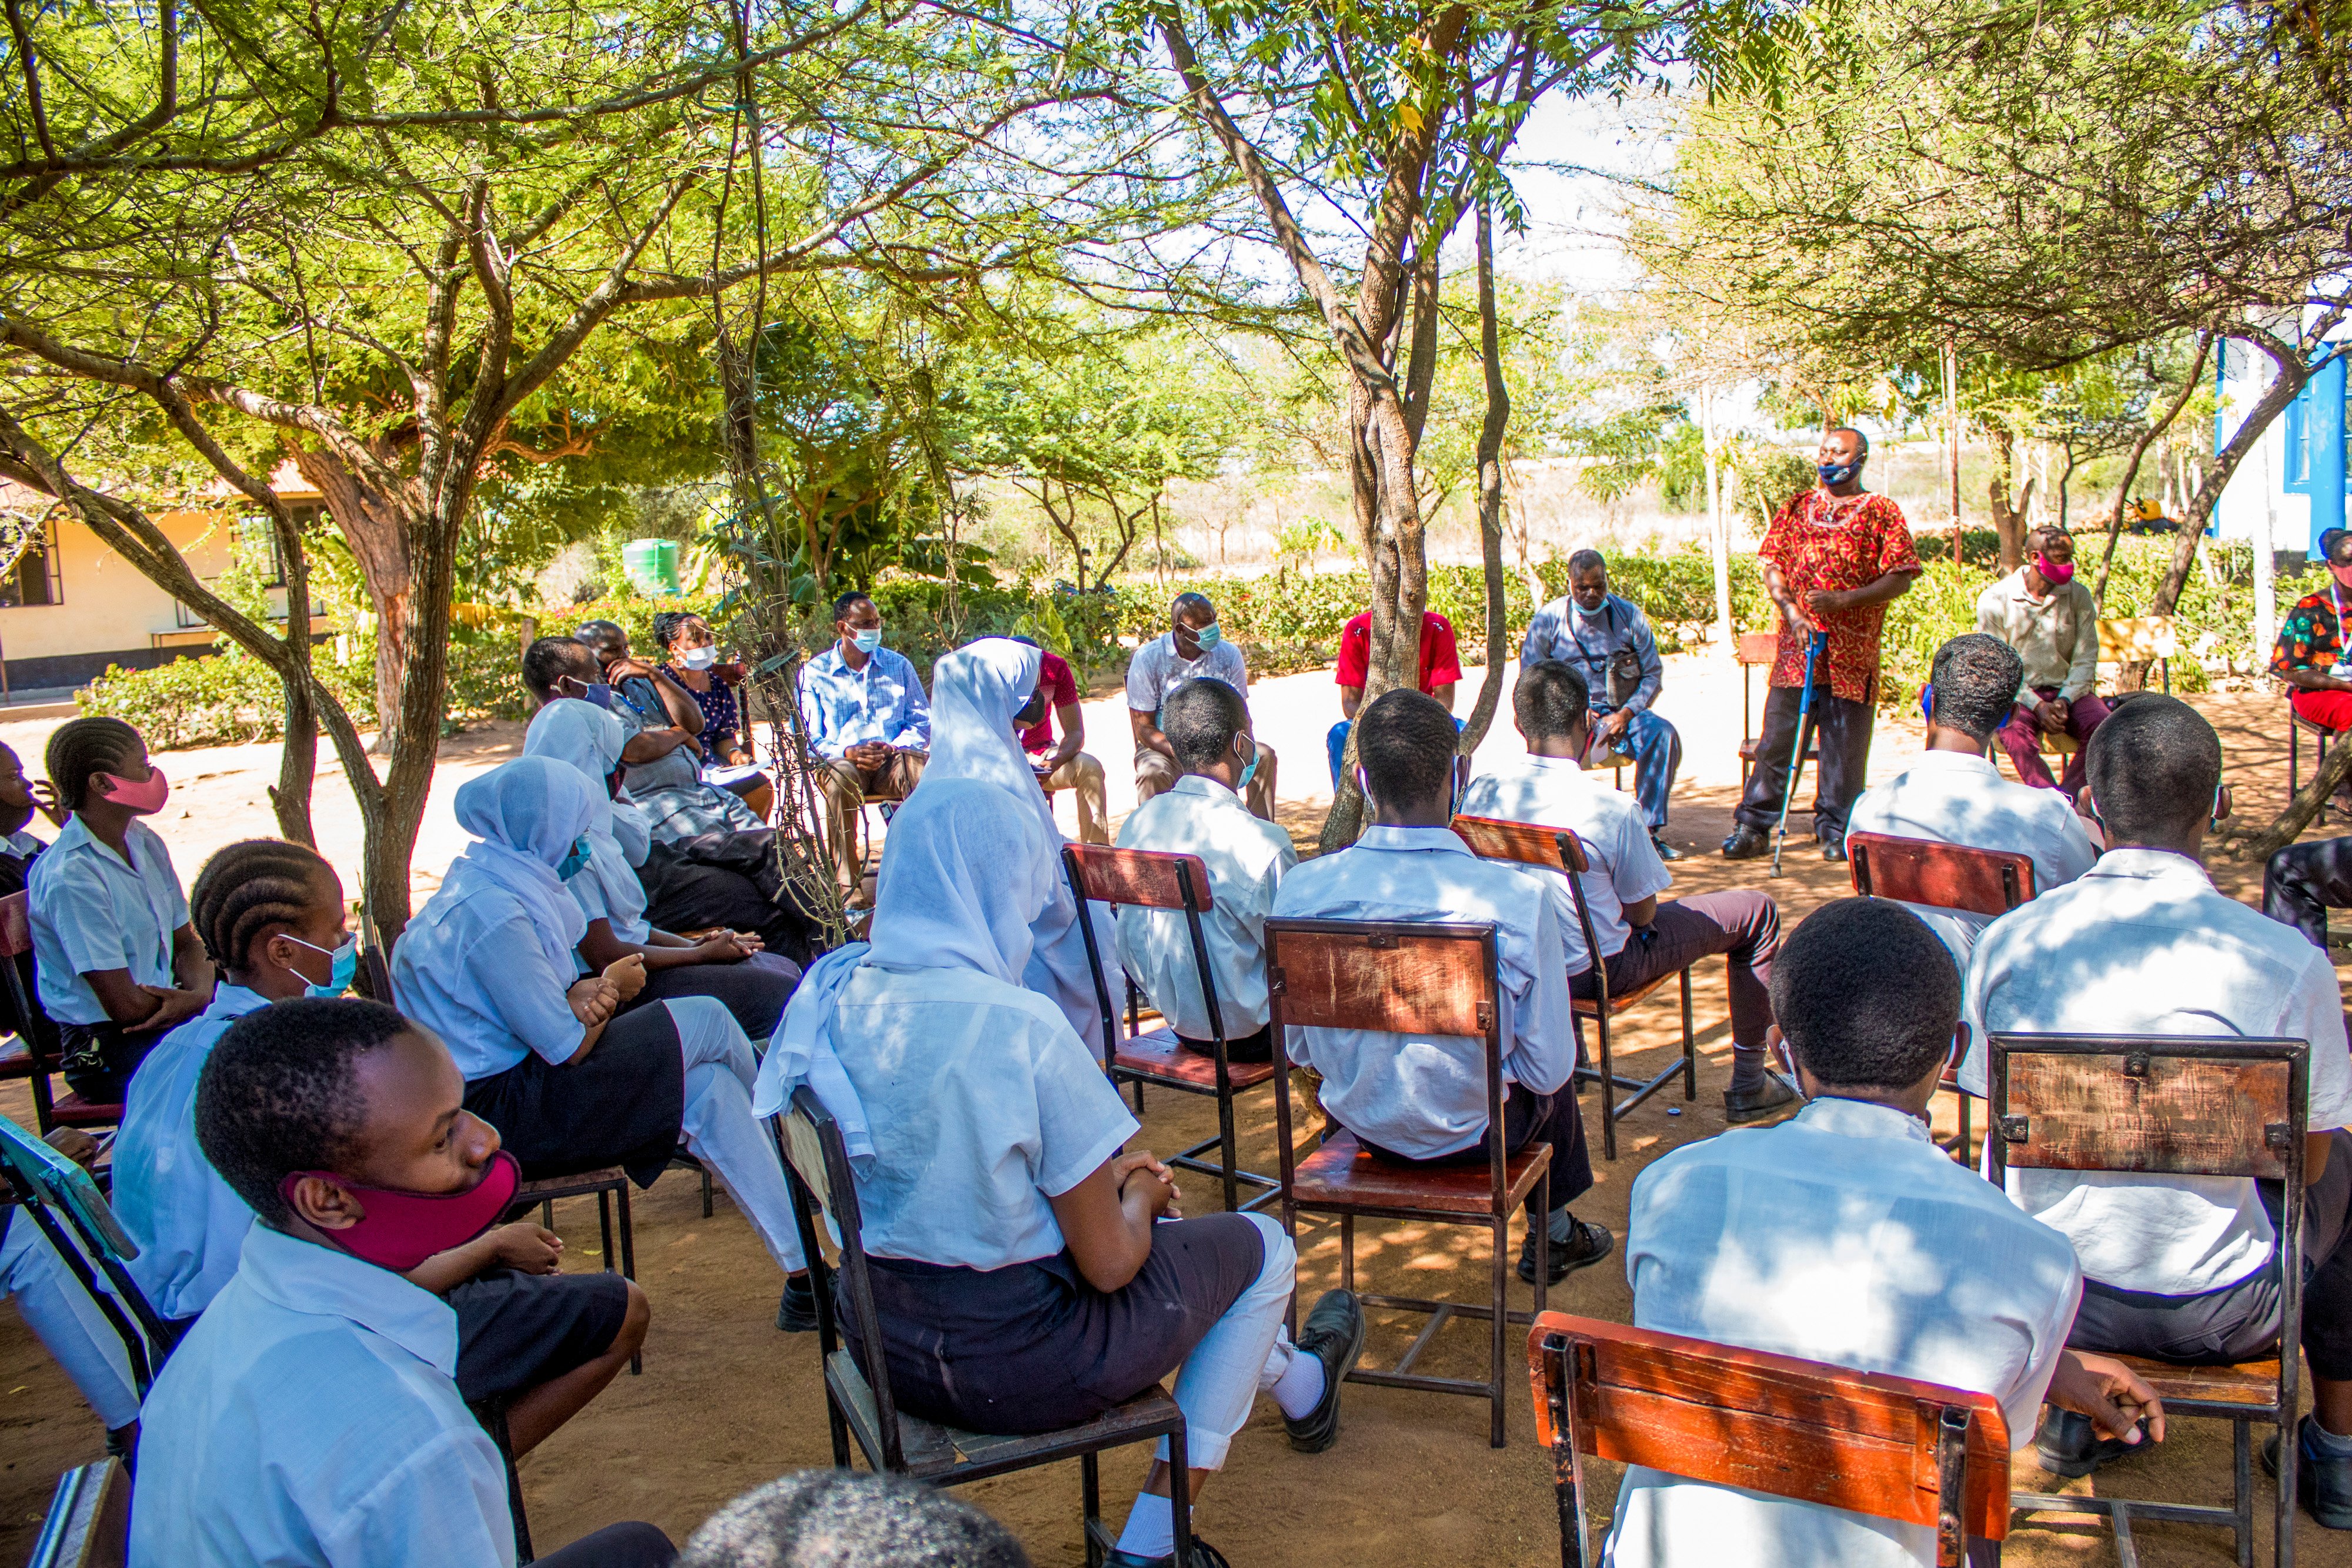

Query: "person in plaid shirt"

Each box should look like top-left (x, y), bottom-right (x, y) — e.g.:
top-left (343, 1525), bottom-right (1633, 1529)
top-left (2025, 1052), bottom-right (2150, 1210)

top-left (1725, 427), bottom-right (1922, 862)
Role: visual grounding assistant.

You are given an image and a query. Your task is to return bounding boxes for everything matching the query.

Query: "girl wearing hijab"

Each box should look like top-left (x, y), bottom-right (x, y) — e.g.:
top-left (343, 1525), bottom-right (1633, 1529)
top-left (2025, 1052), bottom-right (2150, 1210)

top-left (392, 757), bottom-right (811, 1313)
top-left (756, 778), bottom-right (1364, 1568)
top-left (524, 701), bottom-right (803, 1039)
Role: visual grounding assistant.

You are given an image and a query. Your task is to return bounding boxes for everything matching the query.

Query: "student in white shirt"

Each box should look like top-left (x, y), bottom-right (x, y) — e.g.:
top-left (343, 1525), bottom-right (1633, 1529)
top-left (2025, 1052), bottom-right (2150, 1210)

top-left (1958, 695), bottom-right (2352, 1523)
top-left (758, 777), bottom-right (1360, 1568)
top-left (1461, 660), bottom-right (1793, 1125)
top-left (1114, 678), bottom-right (1297, 1062)
top-left (116, 838), bottom-right (648, 1446)
top-left (1613, 897), bottom-right (2163, 1568)
top-left (26, 717), bottom-right (213, 1102)
top-left (1274, 688), bottom-right (1609, 1284)
top-left (1127, 592), bottom-right (1278, 818)
top-left (1848, 634), bottom-right (2098, 967)
top-left (131, 997), bottom-right (677, 1568)
top-left (0, 739), bottom-right (62, 860)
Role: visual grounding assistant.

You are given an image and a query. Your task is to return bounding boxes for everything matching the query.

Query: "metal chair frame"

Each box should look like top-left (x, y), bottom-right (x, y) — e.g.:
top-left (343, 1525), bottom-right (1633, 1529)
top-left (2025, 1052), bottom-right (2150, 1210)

top-left (1736, 630), bottom-right (1818, 804)
top-left (0, 892), bottom-right (118, 1132)
top-left (0, 1115), bottom-right (171, 1397)
top-left (28, 1457), bottom-right (126, 1568)
top-left (2287, 703), bottom-right (2340, 830)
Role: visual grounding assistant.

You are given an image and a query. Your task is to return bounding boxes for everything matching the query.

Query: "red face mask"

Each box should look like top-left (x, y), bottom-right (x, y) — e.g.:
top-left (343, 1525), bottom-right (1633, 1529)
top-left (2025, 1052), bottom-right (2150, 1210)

top-left (98, 767), bottom-right (169, 814)
top-left (280, 1149), bottom-right (520, 1272)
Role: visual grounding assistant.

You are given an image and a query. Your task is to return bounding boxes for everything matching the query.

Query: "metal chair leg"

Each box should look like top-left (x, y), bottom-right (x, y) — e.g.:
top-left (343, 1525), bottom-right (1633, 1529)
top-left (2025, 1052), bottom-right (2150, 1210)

top-left (1679, 968), bottom-right (1696, 1098)
top-left (1491, 1207), bottom-right (1509, 1449)
top-left (1081, 1451), bottom-right (1104, 1568)
top-left (1168, 1429), bottom-right (1192, 1563)
top-left (1595, 1011), bottom-right (1619, 1161)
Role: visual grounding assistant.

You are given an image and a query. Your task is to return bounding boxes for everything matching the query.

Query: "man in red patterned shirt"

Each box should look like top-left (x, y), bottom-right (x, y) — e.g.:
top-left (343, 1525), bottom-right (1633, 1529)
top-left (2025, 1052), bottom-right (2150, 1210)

top-left (1724, 428), bottom-right (1923, 862)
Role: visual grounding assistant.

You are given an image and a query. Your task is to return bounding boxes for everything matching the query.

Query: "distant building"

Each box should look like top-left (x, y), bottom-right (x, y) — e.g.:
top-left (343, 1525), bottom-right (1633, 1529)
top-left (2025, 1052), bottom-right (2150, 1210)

top-left (2212, 330), bottom-right (2348, 558)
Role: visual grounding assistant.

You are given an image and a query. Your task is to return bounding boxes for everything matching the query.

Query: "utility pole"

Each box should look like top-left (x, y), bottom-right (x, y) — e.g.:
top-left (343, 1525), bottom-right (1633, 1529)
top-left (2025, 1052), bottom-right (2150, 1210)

top-left (1702, 386), bottom-right (1733, 647)
top-left (1942, 338), bottom-right (1963, 561)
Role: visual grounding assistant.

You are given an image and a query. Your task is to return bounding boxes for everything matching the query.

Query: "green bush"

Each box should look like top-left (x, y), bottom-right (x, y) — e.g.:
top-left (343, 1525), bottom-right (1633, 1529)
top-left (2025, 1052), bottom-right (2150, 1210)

top-left (81, 641), bottom-right (379, 750)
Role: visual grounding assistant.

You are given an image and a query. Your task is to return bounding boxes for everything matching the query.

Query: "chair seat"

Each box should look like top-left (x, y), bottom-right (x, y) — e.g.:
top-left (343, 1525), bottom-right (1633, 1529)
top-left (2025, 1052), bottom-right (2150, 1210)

top-left (516, 1166), bottom-right (629, 1202)
top-left (2107, 1352), bottom-right (2281, 1408)
top-left (0, 1036), bottom-right (34, 1077)
top-left (48, 1094), bottom-right (121, 1128)
top-left (2038, 733), bottom-right (2082, 755)
top-left (1292, 1130), bottom-right (1551, 1216)
top-left (826, 1347), bottom-right (1180, 1481)
top-left (1583, 751), bottom-right (1631, 771)
top-left (1111, 1027), bottom-right (1278, 1092)
top-left (1572, 970), bottom-right (1675, 1019)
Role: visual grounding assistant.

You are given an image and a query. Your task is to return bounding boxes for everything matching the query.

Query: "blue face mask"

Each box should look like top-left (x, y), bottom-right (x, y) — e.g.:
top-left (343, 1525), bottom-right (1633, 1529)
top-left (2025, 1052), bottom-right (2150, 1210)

top-left (1818, 459), bottom-right (1863, 486)
top-left (564, 677), bottom-right (614, 710)
top-left (286, 934), bottom-right (358, 998)
top-left (1236, 738), bottom-right (1259, 790)
top-left (850, 628), bottom-right (884, 654)
top-left (556, 834), bottom-right (593, 880)
top-left (1191, 621), bottom-right (1223, 653)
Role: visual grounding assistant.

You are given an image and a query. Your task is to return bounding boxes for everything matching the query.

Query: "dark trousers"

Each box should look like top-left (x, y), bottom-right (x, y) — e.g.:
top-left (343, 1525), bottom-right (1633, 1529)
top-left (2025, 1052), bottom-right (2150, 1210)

top-left (534, 1522), bottom-right (676, 1567)
top-left (1354, 1083), bottom-right (1593, 1215)
top-left (1735, 678), bottom-right (1877, 838)
top-left (1580, 892), bottom-right (1778, 1051)
top-left (1175, 1022), bottom-right (1275, 1064)
top-left (58, 1019), bottom-right (165, 1103)
top-left (2263, 834), bottom-right (2352, 951)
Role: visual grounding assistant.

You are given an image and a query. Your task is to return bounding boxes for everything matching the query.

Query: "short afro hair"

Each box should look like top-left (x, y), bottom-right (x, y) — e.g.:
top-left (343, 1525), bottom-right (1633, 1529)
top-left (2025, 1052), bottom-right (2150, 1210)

top-left (1512, 660), bottom-right (1591, 744)
top-left (1769, 898), bottom-right (1959, 1091)
top-left (1826, 425), bottom-right (1871, 457)
top-left (1928, 634), bottom-right (2024, 744)
top-left (195, 998), bottom-right (413, 1228)
top-left (573, 619), bottom-right (629, 662)
top-left (680, 1470), bottom-right (1030, 1568)
top-left (1356, 687), bottom-right (1458, 811)
top-left (1565, 548), bottom-right (1606, 577)
top-left (523, 636), bottom-right (599, 701)
top-left (1171, 591), bottom-right (1215, 625)
top-left (191, 838), bottom-right (337, 973)
top-left (2084, 693), bottom-right (2221, 844)
top-left (831, 591), bottom-right (875, 624)
top-left (45, 716), bottom-right (144, 812)
top-left (1161, 677), bottom-right (1249, 773)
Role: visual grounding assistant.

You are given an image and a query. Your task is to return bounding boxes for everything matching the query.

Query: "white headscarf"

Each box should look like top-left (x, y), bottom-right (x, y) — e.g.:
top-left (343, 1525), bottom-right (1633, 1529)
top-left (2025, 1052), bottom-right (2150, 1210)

top-left (432, 757), bottom-right (598, 980)
top-left (523, 700), bottom-right (652, 941)
top-left (920, 638), bottom-right (1115, 1048)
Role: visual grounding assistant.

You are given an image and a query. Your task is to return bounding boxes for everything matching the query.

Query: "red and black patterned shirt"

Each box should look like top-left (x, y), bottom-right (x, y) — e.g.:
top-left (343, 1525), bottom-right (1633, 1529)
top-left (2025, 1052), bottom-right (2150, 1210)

top-left (2271, 586), bottom-right (2351, 678)
top-left (1758, 488), bottom-right (1923, 702)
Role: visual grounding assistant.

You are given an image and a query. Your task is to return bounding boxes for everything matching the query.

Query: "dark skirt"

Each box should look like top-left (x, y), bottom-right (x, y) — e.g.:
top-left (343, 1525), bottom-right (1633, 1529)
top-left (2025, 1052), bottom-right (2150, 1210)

top-left (58, 1019), bottom-right (161, 1103)
top-left (463, 1006), bottom-right (686, 1188)
top-left (450, 1266), bottom-right (632, 1405)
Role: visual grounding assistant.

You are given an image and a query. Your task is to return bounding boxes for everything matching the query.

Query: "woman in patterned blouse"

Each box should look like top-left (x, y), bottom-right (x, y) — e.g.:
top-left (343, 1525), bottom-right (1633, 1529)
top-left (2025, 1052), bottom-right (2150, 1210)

top-left (2272, 528), bottom-right (2352, 736)
top-left (654, 611), bottom-right (774, 821)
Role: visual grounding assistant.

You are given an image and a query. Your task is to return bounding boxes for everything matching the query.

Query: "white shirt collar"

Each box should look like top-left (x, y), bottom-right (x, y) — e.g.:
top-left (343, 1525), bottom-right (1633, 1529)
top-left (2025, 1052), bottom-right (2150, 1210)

top-left (1904, 748), bottom-right (2000, 777)
top-left (48, 811), bottom-right (137, 872)
top-left (1168, 774), bottom-right (1242, 805)
top-left (2081, 845), bottom-right (2210, 886)
top-left (239, 1225), bottom-right (460, 1376)
top-left (205, 984), bottom-right (273, 1021)
top-left (1355, 824), bottom-right (1475, 856)
top-left (1793, 1095), bottom-right (1936, 1145)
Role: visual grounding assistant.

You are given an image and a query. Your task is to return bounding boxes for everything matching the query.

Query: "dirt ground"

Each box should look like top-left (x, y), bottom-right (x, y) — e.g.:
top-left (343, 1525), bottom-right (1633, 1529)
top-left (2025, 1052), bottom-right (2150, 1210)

top-left (3, 672), bottom-right (2351, 1566)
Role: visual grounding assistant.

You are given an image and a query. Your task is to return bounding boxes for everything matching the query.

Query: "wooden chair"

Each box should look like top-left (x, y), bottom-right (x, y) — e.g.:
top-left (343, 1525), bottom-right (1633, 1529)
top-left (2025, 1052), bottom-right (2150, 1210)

top-left (508, 1166), bottom-right (640, 1375)
top-left (0, 1115), bottom-right (171, 1395)
top-left (27, 1458), bottom-right (126, 1568)
top-left (1989, 1032), bottom-right (2307, 1567)
top-left (1529, 1313), bottom-right (2010, 1568)
top-left (774, 1085), bottom-right (1192, 1566)
top-left (0, 892), bottom-right (119, 1132)
top-left (1265, 917), bottom-right (1553, 1448)
top-left (1451, 815), bottom-right (1697, 1162)
top-left (1061, 844), bottom-right (1279, 1214)
top-left (1847, 833), bottom-right (2038, 1158)
top-left (2099, 614), bottom-right (2178, 695)
top-left (1736, 630), bottom-right (1817, 801)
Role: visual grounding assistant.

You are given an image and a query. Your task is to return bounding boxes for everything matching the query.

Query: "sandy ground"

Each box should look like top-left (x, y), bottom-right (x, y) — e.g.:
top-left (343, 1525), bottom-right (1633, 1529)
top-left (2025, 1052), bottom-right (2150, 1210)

top-left (2, 653), bottom-right (2350, 1566)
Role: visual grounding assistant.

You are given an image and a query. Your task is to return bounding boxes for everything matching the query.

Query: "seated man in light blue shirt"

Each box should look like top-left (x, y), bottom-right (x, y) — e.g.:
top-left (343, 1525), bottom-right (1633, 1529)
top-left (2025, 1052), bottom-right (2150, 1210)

top-left (1272, 688), bottom-right (1608, 1285)
top-left (1521, 550), bottom-right (1684, 858)
top-left (132, 997), bottom-right (676, 1568)
top-left (798, 591), bottom-right (931, 892)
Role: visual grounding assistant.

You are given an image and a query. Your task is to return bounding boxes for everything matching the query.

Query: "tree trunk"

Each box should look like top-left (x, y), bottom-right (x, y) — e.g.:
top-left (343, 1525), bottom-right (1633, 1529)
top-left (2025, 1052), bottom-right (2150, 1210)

top-left (1986, 429), bottom-right (2034, 569)
top-left (1460, 199), bottom-right (1511, 754)
top-left (264, 509), bottom-right (318, 847)
top-left (292, 447), bottom-right (413, 755)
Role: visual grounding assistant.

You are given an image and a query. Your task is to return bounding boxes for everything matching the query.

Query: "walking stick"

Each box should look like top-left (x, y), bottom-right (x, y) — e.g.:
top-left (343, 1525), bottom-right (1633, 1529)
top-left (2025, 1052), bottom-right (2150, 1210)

top-left (1769, 630), bottom-right (1830, 877)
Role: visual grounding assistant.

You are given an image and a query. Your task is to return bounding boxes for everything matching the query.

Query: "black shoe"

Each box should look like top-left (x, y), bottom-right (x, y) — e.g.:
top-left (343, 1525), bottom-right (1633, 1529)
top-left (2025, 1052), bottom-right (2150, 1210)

top-left (1724, 1075), bottom-right (1801, 1125)
top-left (2036, 1407), bottom-right (2146, 1478)
top-left (1722, 825), bottom-right (1771, 861)
top-left (1518, 1216), bottom-right (1614, 1285)
top-left (777, 1273), bottom-right (818, 1333)
top-left (1651, 835), bottom-right (1686, 862)
top-left (1284, 1288), bottom-right (1367, 1453)
top-left (1821, 834), bottom-right (1847, 862)
top-left (1105, 1539), bottom-right (1232, 1568)
top-left (2264, 1415), bottom-right (2352, 1528)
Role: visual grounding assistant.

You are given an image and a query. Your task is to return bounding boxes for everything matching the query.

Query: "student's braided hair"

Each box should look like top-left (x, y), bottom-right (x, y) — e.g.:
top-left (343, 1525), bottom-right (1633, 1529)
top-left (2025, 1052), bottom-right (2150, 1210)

top-left (191, 839), bottom-right (335, 973)
top-left (44, 716), bottom-right (143, 813)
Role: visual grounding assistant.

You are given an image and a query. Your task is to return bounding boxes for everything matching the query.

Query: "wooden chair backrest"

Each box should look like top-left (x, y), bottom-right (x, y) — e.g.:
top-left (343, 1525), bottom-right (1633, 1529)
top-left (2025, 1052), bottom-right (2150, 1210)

top-left (1986, 1034), bottom-right (2307, 1182)
top-left (1061, 843), bottom-right (1214, 913)
top-left (1452, 814), bottom-right (1593, 876)
top-left (1264, 919), bottom-right (1495, 1039)
top-left (0, 890), bottom-right (32, 961)
top-left (1531, 1313), bottom-right (2009, 1566)
top-left (28, 1459), bottom-right (127, 1568)
top-left (2098, 615), bottom-right (2178, 662)
top-left (1846, 833), bottom-right (2036, 919)
top-left (1735, 631), bottom-right (1780, 666)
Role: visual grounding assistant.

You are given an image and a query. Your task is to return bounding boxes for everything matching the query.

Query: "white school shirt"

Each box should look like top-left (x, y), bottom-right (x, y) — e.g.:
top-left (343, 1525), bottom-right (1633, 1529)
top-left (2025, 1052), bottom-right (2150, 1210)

top-left (1269, 826), bottom-right (1582, 1158)
top-left (1459, 755), bottom-right (1675, 961)
top-left (392, 890), bottom-right (586, 1081)
top-left (1958, 847), bottom-right (2352, 1295)
top-left (4, 827), bottom-right (44, 858)
top-left (830, 965), bottom-right (1137, 1270)
top-left (1845, 750), bottom-right (2100, 967)
top-left (113, 985), bottom-right (270, 1320)
top-left (130, 1225), bottom-right (514, 1568)
top-left (26, 814), bottom-right (189, 1026)
top-left (1124, 633), bottom-right (1250, 716)
top-left (1607, 1097), bottom-right (2080, 1568)
top-left (1112, 775), bottom-right (1297, 1038)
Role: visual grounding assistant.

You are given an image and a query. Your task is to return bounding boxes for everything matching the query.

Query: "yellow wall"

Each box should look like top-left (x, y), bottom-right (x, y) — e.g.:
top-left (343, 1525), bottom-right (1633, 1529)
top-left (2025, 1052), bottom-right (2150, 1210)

top-left (0, 510), bottom-right (243, 664)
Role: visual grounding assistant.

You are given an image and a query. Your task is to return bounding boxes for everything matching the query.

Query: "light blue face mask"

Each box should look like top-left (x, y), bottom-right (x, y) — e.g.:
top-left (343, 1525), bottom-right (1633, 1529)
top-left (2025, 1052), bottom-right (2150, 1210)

top-left (851, 627), bottom-right (884, 654)
top-left (1235, 737), bottom-right (1259, 790)
top-left (1191, 621), bottom-right (1223, 653)
top-left (557, 834), bottom-right (593, 880)
top-left (285, 934), bottom-right (358, 998)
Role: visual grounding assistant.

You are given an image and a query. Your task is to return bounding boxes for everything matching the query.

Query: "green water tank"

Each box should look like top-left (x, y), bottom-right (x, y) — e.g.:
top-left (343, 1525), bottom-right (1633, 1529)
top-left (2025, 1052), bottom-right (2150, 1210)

top-left (621, 537), bottom-right (681, 596)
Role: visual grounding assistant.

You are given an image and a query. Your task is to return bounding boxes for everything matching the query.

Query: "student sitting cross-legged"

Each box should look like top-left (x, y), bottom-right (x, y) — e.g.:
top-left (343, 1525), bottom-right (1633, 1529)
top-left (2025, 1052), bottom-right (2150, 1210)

top-left (1113, 677), bottom-right (1297, 1064)
top-left (1460, 659), bottom-right (1792, 1126)
top-left (129, 998), bottom-right (677, 1568)
top-left (114, 838), bottom-right (647, 1445)
top-left (758, 776), bottom-right (1362, 1568)
top-left (1611, 897), bottom-right (2164, 1568)
top-left (1958, 696), bottom-right (2352, 1524)
top-left (1272, 688), bottom-right (1611, 1283)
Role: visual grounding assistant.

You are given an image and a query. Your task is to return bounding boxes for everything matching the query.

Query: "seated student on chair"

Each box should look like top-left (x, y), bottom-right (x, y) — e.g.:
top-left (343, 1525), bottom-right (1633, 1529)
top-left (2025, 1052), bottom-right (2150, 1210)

top-left (26, 716), bottom-right (213, 1102)
top-left (131, 998), bottom-right (678, 1568)
top-left (1128, 593), bottom-right (1277, 820)
top-left (1847, 633), bottom-right (2099, 967)
top-left (760, 776), bottom-right (1361, 1568)
top-left (1459, 659), bottom-right (1792, 1127)
top-left (1114, 678), bottom-right (1297, 1065)
top-left (1521, 550), bottom-right (1685, 860)
top-left (1011, 636), bottom-right (1111, 846)
top-left (1975, 525), bottom-right (2109, 798)
top-left (0, 1121), bottom-right (142, 1452)
top-left (114, 837), bottom-right (649, 1439)
top-left (2273, 526), bottom-right (2352, 751)
top-left (799, 591), bottom-right (932, 896)
top-left (1612, 898), bottom-right (2164, 1568)
top-left (1327, 604), bottom-right (1459, 790)
top-left (1957, 696), bottom-right (2352, 1525)
top-left (1271, 688), bottom-right (1610, 1284)
top-left (392, 758), bottom-right (821, 1331)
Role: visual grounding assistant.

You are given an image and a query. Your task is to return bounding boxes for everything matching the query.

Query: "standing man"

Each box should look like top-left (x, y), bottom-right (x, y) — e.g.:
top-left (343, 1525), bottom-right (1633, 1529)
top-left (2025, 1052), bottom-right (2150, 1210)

top-left (1013, 637), bottom-right (1109, 845)
top-left (1329, 606), bottom-right (1461, 788)
top-left (1725, 427), bottom-right (1922, 862)
top-left (1975, 524), bottom-right (2109, 797)
top-left (798, 592), bottom-right (930, 893)
top-left (1127, 591), bottom-right (1278, 819)
top-left (1522, 550), bottom-right (1685, 860)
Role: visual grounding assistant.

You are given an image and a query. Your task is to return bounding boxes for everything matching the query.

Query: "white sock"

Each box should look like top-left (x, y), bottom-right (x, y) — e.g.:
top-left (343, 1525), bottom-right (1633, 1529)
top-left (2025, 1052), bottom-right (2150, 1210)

top-left (1270, 1349), bottom-right (1327, 1419)
top-left (1114, 1492), bottom-right (1177, 1560)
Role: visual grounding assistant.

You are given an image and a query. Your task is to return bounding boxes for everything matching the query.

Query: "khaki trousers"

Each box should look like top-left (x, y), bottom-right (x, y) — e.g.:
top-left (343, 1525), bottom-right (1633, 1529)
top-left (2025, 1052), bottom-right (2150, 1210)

top-left (1033, 750), bottom-right (1110, 844)
top-left (816, 750), bottom-right (927, 887)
